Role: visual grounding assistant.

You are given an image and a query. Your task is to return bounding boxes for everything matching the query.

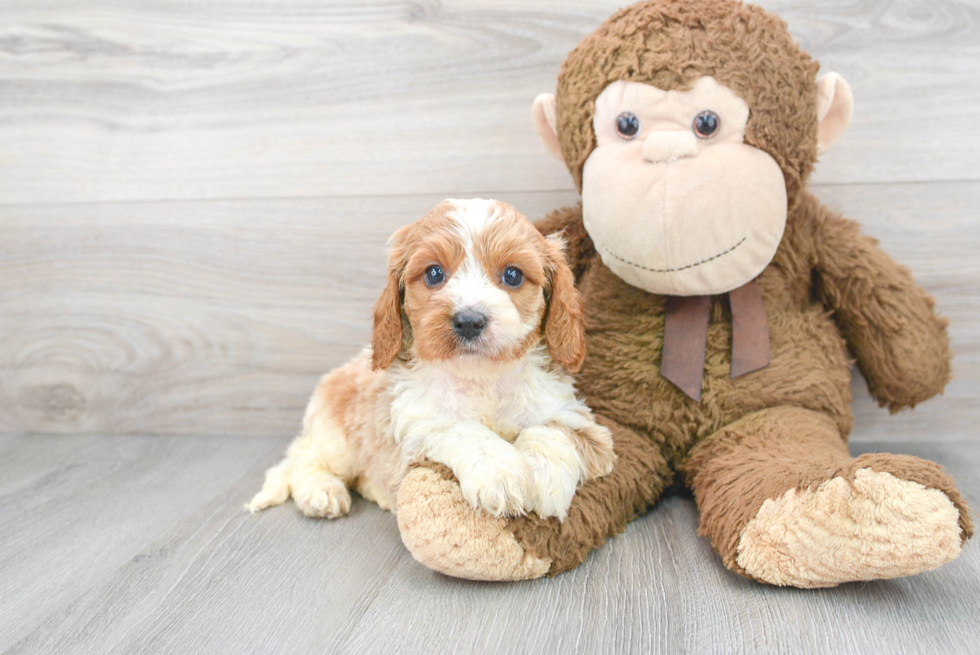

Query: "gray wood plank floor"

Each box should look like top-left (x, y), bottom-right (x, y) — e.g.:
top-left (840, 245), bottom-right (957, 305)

top-left (1, 434), bottom-right (978, 655)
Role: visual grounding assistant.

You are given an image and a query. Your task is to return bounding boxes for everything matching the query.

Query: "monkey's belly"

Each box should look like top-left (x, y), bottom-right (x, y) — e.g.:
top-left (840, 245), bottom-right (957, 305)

top-left (576, 296), bottom-right (853, 466)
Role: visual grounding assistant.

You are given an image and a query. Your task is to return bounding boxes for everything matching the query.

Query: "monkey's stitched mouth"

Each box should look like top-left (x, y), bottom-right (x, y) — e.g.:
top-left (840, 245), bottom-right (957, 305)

top-left (597, 236), bottom-right (747, 274)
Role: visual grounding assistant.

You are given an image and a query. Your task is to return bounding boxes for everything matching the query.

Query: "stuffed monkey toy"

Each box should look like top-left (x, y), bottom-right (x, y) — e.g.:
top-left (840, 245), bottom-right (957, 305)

top-left (394, 0), bottom-right (973, 587)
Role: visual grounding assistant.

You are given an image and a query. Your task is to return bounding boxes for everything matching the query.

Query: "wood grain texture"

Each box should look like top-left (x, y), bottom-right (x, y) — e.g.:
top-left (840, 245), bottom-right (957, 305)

top-left (0, 190), bottom-right (569, 436)
top-left (1, 434), bottom-right (977, 654)
top-left (0, 0), bottom-right (979, 204)
top-left (1, 185), bottom-right (978, 440)
top-left (1, 0), bottom-right (978, 440)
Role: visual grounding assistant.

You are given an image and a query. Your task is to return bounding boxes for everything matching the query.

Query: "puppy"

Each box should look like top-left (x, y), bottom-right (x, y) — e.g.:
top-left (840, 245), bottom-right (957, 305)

top-left (247, 199), bottom-right (615, 522)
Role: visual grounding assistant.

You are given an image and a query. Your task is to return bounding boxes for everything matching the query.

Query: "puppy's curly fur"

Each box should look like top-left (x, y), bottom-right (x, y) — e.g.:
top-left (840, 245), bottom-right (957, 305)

top-left (247, 199), bottom-right (615, 522)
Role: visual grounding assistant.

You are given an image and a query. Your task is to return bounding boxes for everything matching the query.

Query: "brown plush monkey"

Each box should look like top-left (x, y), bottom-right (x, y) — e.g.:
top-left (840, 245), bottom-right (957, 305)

top-left (394, 0), bottom-right (973, 587)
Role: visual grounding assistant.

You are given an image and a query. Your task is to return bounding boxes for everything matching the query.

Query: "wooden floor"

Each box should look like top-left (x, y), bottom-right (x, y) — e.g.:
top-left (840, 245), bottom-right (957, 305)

top-left (2, 1), bottom-right (979, 653)
top-left (0, 434), bottom-right (977, 654)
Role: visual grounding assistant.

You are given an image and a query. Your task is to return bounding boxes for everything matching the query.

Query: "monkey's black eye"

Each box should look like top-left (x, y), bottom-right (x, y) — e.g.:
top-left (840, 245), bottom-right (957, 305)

top-left (424, 265), bottom-right (445, 286)
top-left (616, 112), bottom-right (640, 139)
top-left (502, 266), bottom-right (524, 288)
top-left (693, 110), bottom-right (720, 138)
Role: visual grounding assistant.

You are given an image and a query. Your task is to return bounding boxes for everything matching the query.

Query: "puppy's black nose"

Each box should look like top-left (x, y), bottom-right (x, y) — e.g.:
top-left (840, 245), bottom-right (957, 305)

top-left (452, 310), bottom-right (488, 341)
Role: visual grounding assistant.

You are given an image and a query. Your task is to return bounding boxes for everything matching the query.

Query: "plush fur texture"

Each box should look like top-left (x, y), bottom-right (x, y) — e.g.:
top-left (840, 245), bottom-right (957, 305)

top-left (395, 0), bottom-right (972, 587)
top-left (398, 464), bottom-right (553, 581)
top-left (555, 0), bottom-right (820, 206)
top-left (736, 469), bottom-right (963, 587)
top-left (247, 199), bottom-right (616, 527)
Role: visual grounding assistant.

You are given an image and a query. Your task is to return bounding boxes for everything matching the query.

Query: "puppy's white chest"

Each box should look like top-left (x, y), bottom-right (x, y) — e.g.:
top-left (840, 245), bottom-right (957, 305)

top-left (434, 374), bottom-right (527, 441)
top-left (387, 352), bottom-right (573, 446)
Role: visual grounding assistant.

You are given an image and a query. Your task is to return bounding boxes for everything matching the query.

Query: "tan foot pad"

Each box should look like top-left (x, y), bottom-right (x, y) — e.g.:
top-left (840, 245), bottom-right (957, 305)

top-left (737, 468), bottom-right (963, 588)
top-left (396, 467), bottom-right (552, 581)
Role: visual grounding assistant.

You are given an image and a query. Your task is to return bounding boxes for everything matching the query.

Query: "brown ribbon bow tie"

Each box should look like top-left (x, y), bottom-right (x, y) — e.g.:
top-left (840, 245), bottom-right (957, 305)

top-left (660, 279), bottom-right (770, 402)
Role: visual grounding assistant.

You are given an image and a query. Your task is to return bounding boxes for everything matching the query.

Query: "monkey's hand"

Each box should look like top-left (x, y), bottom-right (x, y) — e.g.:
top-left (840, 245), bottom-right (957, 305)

top-left (811, 206), bottom-right (951, 412)
top-left (533, 204), bottom-right (595, 282)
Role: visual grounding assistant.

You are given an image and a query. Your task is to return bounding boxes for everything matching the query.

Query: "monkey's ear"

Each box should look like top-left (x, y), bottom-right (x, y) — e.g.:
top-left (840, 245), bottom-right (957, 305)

top-left (815, 73), bottom-right (854, 156)
top-left (532, 93), bottom-right (564, 162)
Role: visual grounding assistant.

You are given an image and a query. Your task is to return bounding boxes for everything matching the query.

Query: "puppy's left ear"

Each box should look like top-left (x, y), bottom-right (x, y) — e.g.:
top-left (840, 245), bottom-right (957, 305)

top-left (543, 234), bottom-right (586, 372)
top-left (372, 224), bottom-right (412, 370)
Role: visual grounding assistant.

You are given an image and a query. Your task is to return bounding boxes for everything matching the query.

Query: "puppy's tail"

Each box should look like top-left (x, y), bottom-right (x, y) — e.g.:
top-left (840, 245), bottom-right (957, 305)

top-left (245, 457), bottom-right (293, 514)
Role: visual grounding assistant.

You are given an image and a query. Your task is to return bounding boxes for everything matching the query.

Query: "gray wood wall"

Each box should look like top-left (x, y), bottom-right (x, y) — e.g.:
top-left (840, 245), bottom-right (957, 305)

top-left (1, 0), bottom-right (978, 440)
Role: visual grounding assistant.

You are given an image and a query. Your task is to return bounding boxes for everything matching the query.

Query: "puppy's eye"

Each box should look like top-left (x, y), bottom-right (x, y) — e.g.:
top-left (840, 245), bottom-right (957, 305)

top-left (616, 112), bottom-right (640, 140)
top-left (424, 265), bottom-right (445, 286)
top-left (693, 110), bottom-right (720, 138)
top-left (502, 266), bottom-right (524, 288)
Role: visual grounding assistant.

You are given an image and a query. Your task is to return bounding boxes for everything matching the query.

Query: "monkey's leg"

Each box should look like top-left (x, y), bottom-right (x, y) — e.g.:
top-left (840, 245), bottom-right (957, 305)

top-left (681, 406), bottom-right (973, 588)
top-left (396, 415), bottom-right (672, 581)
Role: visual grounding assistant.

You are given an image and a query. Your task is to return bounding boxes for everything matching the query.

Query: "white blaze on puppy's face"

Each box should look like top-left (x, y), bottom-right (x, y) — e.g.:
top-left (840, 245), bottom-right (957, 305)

top-left (581, 77), bottom-right (788, 296)
top-left (399, 199), bottom-right (550, 364)
top-left (445, 200), bottom-right (543, 359)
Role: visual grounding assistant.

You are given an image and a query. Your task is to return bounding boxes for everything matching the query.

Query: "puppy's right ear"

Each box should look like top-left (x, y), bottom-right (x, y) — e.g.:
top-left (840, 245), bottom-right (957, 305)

top-left (372, 224), bottom-right (412, 370)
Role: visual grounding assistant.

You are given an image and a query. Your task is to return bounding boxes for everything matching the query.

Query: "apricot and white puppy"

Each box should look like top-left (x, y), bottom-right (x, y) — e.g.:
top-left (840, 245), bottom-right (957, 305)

top-left (247, 199), bottom-right (615, 522)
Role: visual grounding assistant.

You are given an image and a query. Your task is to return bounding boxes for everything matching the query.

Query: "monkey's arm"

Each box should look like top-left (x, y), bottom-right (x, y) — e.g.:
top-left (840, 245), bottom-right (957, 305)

top-left (808, 198), bottom-right (951, 412)
top-left (534, 203), bottom-right (596, 281)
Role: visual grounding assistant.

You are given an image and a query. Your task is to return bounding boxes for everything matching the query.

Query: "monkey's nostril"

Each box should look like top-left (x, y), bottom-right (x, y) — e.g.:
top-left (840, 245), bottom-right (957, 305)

top-left (452, 311), bottom-right (488, 341)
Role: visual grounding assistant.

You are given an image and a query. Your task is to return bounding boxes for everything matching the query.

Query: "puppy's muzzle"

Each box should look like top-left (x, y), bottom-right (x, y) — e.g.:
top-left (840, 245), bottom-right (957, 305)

top-left (452, 310), bottom-right (488, 341)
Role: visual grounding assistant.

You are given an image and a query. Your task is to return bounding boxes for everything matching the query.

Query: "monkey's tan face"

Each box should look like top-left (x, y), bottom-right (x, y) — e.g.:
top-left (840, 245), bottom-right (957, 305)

top-left (582, 77), bottom-right (788, 296)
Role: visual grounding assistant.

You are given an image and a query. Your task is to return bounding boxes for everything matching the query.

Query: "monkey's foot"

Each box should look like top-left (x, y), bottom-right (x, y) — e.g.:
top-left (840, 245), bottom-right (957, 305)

top-left (736, 457), bottom-right (970, 588)
top-left (396, 464), bottom-right (551, 581)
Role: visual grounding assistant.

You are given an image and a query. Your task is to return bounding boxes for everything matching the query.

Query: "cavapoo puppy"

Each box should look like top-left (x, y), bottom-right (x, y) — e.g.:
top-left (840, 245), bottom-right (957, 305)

top-left (247, 199), bottom-right (615, 522)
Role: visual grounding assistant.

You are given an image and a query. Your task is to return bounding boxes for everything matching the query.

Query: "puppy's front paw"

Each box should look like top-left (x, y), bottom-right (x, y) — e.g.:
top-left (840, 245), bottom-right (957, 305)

top-left (457, 447), bottom-right (532, 518)
top-left (576, 422), bottom-right (616, 479)
top-left (292, 473), bottom-right (352, 519)
top-left (516, 426), bottom-right (582, 522)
